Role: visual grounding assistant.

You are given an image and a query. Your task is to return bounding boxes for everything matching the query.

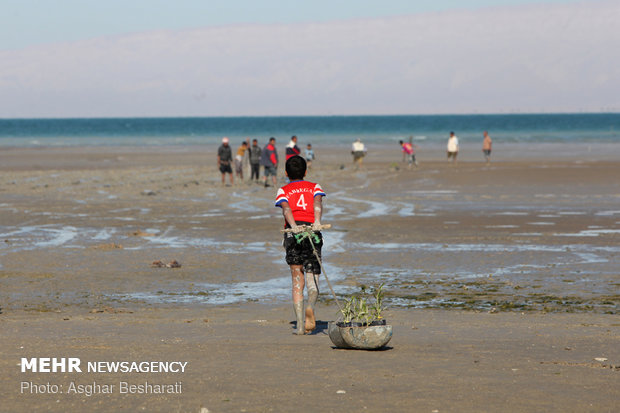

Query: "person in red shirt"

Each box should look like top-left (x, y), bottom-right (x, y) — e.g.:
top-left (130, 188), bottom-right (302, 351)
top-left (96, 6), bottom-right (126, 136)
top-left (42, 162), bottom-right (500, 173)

top-left (285, 135), bottom-right (301, 161)
top-left (275, 156), bottom-right (326, 335)
top-left (399, 140), bottom-right (418, 168)
top-left (260, 137), bottom-right (278, 188)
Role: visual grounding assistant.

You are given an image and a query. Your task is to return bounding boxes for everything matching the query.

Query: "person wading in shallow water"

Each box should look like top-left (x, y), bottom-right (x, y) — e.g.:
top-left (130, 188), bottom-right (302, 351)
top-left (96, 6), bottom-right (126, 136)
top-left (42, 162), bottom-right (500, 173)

top-left (482, 130), bottom-right (492, 165)
top-left (275, 156), bottom-right (326, 335)
top-left (260, 137), bottom-right (278, 188)
top-left (217, 137), bottom-right (234, 186)
top-left (447, 131), bottom-right (459, 164)
top-left (351, 138), bottom-right (366, 170)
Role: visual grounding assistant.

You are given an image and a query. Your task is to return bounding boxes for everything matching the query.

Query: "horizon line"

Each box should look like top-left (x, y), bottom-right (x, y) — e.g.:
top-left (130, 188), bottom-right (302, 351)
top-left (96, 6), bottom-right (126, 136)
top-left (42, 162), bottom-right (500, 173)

top-left (2, 111), bottom-right (619, 121)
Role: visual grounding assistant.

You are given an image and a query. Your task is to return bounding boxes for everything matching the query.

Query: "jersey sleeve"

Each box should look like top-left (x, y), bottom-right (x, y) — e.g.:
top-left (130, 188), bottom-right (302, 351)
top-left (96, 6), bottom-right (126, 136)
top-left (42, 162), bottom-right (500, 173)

top-left (313, 183), bottom-right (326, 198)
top-left (275, 187), bottom-right (288, 207)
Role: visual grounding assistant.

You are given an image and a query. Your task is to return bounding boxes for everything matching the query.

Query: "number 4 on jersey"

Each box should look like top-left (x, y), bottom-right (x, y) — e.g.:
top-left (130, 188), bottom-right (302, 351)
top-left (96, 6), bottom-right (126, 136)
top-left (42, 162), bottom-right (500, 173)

top-left (296, 194), bottom-right (308, 210)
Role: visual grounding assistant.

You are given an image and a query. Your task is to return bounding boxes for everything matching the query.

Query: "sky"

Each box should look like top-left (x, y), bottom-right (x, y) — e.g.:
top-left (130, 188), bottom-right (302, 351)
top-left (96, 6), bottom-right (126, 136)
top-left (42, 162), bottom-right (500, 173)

top-left (1, 0), bottom-right (618, 117)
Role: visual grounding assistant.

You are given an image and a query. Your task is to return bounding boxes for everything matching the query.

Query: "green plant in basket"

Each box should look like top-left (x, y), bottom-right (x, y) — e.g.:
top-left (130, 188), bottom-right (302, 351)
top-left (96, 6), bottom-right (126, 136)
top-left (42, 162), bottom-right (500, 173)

top-left (339, 283), bottom-right (387, 326)
top-left (371, 283), bottom-right (385, 321)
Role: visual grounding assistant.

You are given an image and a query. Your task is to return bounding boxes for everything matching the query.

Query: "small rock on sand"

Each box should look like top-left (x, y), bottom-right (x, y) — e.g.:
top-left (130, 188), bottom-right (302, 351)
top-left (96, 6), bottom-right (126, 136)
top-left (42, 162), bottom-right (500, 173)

top-left (151, 260), bottom-right (182, 268)
top-left (131, 230), bottom-right (156, 237)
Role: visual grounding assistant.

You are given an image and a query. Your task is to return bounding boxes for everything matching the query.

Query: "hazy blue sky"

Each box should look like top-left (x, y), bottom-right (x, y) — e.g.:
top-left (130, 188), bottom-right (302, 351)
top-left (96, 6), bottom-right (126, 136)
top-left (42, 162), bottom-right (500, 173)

top-left (1, 0), bottom-right (617, 117)
top-left (2, 0), bottom-right (586, 50)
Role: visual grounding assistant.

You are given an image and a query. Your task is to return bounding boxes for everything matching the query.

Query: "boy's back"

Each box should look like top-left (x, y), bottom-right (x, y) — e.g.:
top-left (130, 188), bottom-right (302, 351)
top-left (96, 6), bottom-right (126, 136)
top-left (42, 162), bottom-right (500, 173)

top-left (275, 180), bottom-right (325, 225)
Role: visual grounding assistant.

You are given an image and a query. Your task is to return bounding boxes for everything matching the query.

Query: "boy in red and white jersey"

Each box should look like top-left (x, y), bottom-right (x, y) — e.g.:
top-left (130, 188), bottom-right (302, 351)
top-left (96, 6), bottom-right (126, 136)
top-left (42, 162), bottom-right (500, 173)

top-left (275, 156), bottom-right (326, 335)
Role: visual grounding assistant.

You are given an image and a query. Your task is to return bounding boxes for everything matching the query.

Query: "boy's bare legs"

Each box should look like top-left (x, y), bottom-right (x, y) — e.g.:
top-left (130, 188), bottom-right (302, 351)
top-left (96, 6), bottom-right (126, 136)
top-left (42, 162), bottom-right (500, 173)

top-left (304, 272), bottom-right (319, 333)
top-left (290, 265), bottom-right (305, 335)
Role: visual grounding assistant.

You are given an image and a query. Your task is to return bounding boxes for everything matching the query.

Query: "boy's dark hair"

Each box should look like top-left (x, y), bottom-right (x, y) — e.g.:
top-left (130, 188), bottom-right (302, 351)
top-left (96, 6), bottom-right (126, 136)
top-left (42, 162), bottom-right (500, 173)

top-left (285, 156), bottom-right (307, 180)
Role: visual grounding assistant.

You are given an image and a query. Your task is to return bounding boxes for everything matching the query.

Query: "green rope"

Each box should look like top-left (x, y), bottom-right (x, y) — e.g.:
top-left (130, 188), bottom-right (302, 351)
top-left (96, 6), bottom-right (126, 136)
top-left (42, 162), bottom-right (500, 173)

top-left (292, 228), bottom-right (342, 312)
top-left (294, 230), bottom-right (321, 245)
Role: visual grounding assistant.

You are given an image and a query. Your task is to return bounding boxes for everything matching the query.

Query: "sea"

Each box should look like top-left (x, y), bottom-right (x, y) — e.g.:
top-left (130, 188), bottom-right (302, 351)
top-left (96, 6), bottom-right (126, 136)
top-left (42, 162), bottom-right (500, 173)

top-left (1, 113), bottom-right (619, 148)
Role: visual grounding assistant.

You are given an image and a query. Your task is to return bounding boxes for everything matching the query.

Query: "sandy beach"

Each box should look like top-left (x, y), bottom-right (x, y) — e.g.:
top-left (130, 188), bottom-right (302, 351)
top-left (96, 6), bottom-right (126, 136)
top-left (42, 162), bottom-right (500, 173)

top-left (1, 144), bottom-right (619, 412)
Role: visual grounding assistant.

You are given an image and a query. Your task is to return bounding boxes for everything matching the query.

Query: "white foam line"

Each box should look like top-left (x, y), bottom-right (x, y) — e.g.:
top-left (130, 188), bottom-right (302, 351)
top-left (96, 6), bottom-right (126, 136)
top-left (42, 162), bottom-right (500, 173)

top-left (454, 263), bottom-right (548, 280)
top-left (144, 235), bottom-right (236, 249)
top-left (230, 191), bottom-right (262, 212)
top-left (35, 226), bottom-right (78, 247)
top-left (350, 242), bottom-right (620, 254)
top-left (0, 203), bottom-right (20, 213)
top-left (595, 211), bottom-right (620, 216)
top-left (337, 196), bottom-right (391, 218)
top-left (324, 205), bottom-right (346, 218)
top-left (486, 225), bottom-right (519, 229)
top-left (558, 212), bottom-right (587, 215)
top-left (93, 228), bottom-right (116, 240)
top-left (554, 229), bottom-right (620, 237)
top-left (110, 208), bottom-right (132, 213)
top-left (0, 227), bottom-right (33, 238)
top-left (528, 222), bottom-right (556, 226)
top-left (398, 205), bottom-right (415, 217)
top-left (494, 212), bottom-right (529, 216)
top-left (324, 231), bottom-right (346, 254)
top-left (573, 253), bottom-right (607, 264)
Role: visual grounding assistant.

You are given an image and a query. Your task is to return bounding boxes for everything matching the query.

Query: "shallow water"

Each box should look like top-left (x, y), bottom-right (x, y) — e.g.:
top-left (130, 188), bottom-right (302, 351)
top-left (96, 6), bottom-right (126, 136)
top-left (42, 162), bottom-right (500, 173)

top-left (2, 217), bottom-right (617, 312)
top-left (1, 153), bottom-right (619, 314)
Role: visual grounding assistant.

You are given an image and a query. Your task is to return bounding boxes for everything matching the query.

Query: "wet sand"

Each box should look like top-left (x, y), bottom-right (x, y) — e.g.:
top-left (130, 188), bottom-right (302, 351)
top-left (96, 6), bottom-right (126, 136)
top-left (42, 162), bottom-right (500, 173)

top-left (1, 145), bottom-right (619, 412)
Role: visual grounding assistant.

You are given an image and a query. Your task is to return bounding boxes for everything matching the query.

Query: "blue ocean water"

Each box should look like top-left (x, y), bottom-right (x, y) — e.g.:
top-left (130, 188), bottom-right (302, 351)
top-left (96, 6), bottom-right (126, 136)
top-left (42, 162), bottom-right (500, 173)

top-left (0, 113), bottom-right (619, 147)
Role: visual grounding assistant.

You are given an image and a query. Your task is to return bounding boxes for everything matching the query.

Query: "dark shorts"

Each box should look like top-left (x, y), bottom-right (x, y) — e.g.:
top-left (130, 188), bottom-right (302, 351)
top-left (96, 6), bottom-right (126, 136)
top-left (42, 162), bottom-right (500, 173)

top-left (264, 166), bottom-right (277, 176)
top-left (219, 163), bottom-right (232, 174)
top-left (483, 149), bottom-right (491, 156)
top-left (283, 229), bottom-right (323, 274)
top-left (447, 151), bottom-right (458, 159)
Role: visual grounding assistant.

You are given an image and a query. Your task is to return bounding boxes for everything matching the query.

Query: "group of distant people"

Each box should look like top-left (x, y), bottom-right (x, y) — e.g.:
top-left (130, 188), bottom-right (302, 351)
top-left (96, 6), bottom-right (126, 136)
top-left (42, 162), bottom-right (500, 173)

top-left (218, 131), bottom-right (493, 185)
top-left (350, 130), bottom-right (493, 171)
top-left (217, 135), bottom-right (316, 186)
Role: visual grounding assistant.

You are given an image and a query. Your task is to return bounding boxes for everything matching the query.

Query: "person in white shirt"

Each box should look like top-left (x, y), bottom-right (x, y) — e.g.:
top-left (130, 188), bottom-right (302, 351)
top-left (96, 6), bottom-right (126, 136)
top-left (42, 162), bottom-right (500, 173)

top-left (447, 131), bottom-right (459, 163)
top-left (351, 138), bottom-right (367, 169)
